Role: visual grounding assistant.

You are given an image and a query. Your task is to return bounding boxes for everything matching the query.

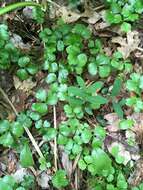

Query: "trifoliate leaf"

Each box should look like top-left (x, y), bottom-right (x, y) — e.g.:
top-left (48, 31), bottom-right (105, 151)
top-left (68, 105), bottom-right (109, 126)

top-left (52, 170), bottom-right (68, 189)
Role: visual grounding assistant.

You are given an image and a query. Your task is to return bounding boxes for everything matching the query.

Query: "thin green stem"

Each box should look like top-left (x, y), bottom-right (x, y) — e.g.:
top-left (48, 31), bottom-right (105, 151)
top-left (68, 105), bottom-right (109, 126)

top-left (0, 2), bottom-right (42, 16)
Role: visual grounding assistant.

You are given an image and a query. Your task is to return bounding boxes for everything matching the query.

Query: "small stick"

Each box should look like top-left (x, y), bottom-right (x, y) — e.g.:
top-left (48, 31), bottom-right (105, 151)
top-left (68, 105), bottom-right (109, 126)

top-left (72, 153), bottom-right (81, 173)
top-left (46, 0), bottom-right (60, 8)
top-left (53, 105), bottom-right (58, 171)
top-left (137, 47), bottom-right (143, 52)
top-left (0, 86), bottom-right (44, 158)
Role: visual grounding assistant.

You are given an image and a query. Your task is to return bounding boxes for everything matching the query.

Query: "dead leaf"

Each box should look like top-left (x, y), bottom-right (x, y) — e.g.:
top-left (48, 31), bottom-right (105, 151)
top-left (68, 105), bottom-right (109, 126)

top-left (128, 159), bottom-right (143, 187)
top-left (13, 76), bottom-right (36, 94)
top-left (54, 5), bottom-right (101, 24)
top-left (60, 6), bottom-right (81, 23)
top-left (10, 34), bottom-right (31, 51)
top-left (11, 90), bottom-right (27, 112)
top-left (112, 31), bottom-right (140, 59)
top-left (127, 113), bottom-right (143, 146)
top-left (61, 151), bottom-right (72, 178)
top-left (12, 168), bottom-right (28, 183)
top-left (37, 172), bottom-right (51, 189)
top-left (104, 113), bottom-right (120, 132)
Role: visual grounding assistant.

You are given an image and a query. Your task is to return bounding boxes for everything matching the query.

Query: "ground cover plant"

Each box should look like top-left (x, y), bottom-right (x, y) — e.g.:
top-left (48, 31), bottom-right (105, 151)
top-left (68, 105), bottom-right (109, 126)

top-left (0, 0), bottom-right (143, 189)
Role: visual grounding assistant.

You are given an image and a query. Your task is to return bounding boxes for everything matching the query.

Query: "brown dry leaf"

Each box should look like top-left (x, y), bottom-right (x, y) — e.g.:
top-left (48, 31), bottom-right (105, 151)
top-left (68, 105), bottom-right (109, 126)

top-left (112, 31), bottom-right (140, 59)
top-left (128, 159), bottom-right (143, 187)
top-left (12, 168), bottom-right (28, 183)
top-left (104, 113), bottom-right (120, 132)
top-left (61, 151), bottom-right (72, 178)
top-left (37, 172), bottom-right (51, 189)
top-left (127, 113), bottom-right (143, 145)
top-left (56, 6), bottom-right (81, 23)
top-left (87, 12), bottom-right (101, 24)
top-left (11, 34), bottom-right (31, 51)
top-left (54, 4), bottom-right (101, 24)
top-left (13, 76), bottom-right (36, 94)
top-left (11, 90), bottom-right (27, 112)
top-left (7, 151), bottom-right (17, 173)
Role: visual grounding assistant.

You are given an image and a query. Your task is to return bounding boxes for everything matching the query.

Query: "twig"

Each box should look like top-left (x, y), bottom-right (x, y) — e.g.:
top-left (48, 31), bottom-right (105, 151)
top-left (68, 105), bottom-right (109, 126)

top-left (94, 4), bottom-right (105, 11)
top-left (75, 168), bottom-right (79, 190)
top-left (53, 105), bottom-right (58, 171)
top-left (0, 86), bottom-right (44, 158)
top-left (72, 153), bottom-right (81, 173)
top-left (46, 0), bottom-right (60, 8)
top-left (137, 47), bottom-right (143, 52)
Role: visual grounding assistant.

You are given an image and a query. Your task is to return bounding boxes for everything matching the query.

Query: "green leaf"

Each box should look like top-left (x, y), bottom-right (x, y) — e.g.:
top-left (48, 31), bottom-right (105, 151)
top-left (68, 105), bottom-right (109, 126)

top-left (81, 129), bottom-right (92, 143)
top-left (0, 120), bottom-right (10, 134)
top-left (115, 155), bottom-right (124, 164)
top-left (39, 28), bottom-right (52, 42)
top-left (43, 128), bottom-right (57, 141)
top-left (94, 126), bottom-right (106, 139)
top-left (3, 176), bottom-right (15, 188)
top-left (72, 24), bottom-right (91, 39)
top-left (47, 93), bottom-right (58, 105)
top-left (11, 121), bottom-right (24, 137)
top-left (112, 102), bottom-right (124, 119)
top-left (91, 148), bottom-right (112, 175)
top-left (111, 2), bottom-right (121, 13)
top-left (35, 89), bottom-right (47, 102)
top-left (96, 54), bottom-right (110, 65)
top-left (45, 73), bottom-right (56, 84)
top-left (50, 62), bottom-right (58, 73)
top-left (72, 144), bottom-right (82, 155)
top-left (57, 134), bottom-right (68, 145)
top-left (57, 40), bottom-right (64, 51)
top-left (68, 86), bottom-right (85, 99)
top-left (27, 64), bottom-right (38, 75)
top-left (87, 81), bottom-right (103, 93)
top-left (76, 76), bottom-right (85, 88)
top-left (99, 65), bottom-right (111, 78)
top-left (139, 76), bottom-right (143, 89)
top-left (17, 113), bottom-right (32, 128)
top-left (0, 132), bottom-right (14, 147)
top-left (117, 172), bottom-right (128, 189)
top-left (111, 78), bottom-right (122, 97)
top-left (18, 56), bottom-right (30, 67)
top-left (0, 179), bottom-right (12, 190)
top-left (20, 143), bottom-right (34, 167)
top-left (84, 155), bottom-right (93, 164)
top-left (35, 120), bottom-right (43, 129)
top-left (121, 22), bottom-right (131, 33)
top-left (88, 95), bottom-right (108, 106)
top-left (32, 103), bottom-right (48, 114)
top-left (16, 187), bottom-right (26, 190)
top-left (88, 62), bottom-right (97, 76)
top-left (77, 53), bottom-right (87, 67)
top-left (16, 69), bottom-right (29, 80)
top-left (119, 119), bottom-right (134, 130)
top-left (78, 159), bottom-right (86, 170)
top-left (32, 7), bottom-right (44, 24)
top-left (52, 170), bottom-right (68, 188)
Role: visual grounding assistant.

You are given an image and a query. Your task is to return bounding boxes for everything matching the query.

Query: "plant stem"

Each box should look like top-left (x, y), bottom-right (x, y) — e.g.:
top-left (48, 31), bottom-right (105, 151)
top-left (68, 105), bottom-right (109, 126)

top-left (0, 2), bottom-right (42, 16)
top-left (53, 105), bottom-right (58, 171)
